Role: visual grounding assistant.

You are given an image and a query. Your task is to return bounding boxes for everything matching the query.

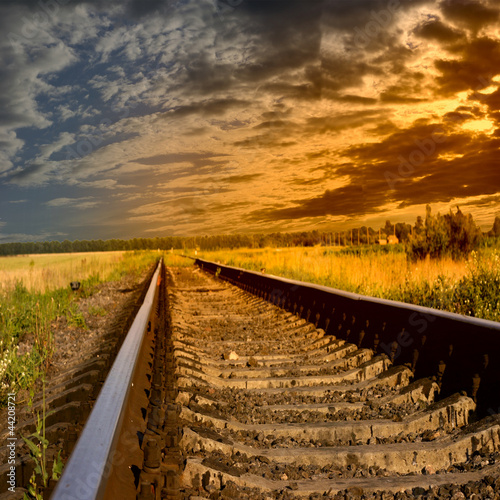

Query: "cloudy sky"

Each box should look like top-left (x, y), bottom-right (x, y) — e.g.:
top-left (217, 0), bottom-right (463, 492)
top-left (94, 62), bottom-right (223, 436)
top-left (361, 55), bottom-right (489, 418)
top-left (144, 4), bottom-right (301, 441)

top-left (0, 0), bottom-right (499, 242)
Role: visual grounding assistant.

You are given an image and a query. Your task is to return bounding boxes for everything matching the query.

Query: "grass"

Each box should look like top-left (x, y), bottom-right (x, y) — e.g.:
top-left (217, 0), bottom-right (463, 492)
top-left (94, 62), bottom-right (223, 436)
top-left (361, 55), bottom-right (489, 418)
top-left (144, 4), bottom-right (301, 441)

top-left (0, 250), bottom-right (190, 405)
top-left (0, 252), bottom-right (126, 293)
top-left (194, 245), bottom-right (500, 322)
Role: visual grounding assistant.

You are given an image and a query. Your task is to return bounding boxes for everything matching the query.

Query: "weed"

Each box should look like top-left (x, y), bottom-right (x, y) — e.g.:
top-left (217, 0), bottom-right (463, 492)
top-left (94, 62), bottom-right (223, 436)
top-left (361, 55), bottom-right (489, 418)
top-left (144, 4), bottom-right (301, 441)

top-left (88, 305), bottom-right (107, 317)
top-left (78, 274), bottom-right (101, 298)
top-left (66, 306), bottom-right (87, 329)
top-left (23, 379), bottom-right (64, 499)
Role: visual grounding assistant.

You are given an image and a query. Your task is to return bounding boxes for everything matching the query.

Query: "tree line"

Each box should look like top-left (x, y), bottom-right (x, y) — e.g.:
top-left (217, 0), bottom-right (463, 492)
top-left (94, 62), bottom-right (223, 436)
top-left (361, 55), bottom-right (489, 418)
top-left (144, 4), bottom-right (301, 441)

top-left (0, 208), bottom-right (498, 259)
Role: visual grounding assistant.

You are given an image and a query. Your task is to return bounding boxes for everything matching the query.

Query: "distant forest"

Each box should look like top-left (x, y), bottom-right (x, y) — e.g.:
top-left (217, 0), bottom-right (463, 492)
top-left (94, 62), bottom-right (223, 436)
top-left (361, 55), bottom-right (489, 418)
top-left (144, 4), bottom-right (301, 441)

top-left (1, 208), bottom-right (499, 257)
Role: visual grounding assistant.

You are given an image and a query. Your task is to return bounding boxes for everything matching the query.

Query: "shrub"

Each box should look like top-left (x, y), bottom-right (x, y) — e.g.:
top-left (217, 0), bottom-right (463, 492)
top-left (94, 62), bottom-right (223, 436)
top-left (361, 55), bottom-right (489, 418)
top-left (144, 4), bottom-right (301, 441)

top-left (407, 206), bottom-right (482, 261)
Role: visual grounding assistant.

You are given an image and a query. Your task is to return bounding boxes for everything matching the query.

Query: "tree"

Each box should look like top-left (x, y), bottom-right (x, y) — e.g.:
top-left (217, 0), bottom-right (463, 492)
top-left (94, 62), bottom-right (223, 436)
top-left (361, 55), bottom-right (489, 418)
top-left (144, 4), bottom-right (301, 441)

top-left (444, 207), bottom-right (482, 258)
top-left (489, 215), bottom-right (500, 237)
top-left (395, 223), bottom-right (411, 243)
top-left (383, 220), bottom-right (394, 238)
top-left (414, 216), bottom-right (424, 235)
top-left (407, 205), bottom-right (482, 260)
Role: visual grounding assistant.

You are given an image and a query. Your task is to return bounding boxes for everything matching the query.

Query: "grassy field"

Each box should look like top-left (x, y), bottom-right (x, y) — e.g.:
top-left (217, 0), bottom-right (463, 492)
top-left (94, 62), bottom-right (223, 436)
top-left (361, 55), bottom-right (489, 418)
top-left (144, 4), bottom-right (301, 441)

top-left (0, 251), bottom-right (189, 403)
top-left (194, 245), bottom-right (500, 322)
top-left (0, 251), bottom-right (132, 293)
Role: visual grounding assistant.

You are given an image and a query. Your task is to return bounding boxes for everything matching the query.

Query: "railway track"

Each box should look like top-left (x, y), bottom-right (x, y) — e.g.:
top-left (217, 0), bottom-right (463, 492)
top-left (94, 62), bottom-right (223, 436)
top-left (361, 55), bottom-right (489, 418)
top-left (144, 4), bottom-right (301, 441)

top-left (0, 262), bottom-right (158, 499)
top-left (46, 259), bottom-right (500, 499)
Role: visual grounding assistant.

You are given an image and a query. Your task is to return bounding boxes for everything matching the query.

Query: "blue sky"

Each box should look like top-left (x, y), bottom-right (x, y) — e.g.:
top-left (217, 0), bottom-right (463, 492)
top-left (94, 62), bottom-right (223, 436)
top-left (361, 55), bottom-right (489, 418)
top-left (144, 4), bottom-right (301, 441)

top-left (1, 0), bottom-right (500, 242)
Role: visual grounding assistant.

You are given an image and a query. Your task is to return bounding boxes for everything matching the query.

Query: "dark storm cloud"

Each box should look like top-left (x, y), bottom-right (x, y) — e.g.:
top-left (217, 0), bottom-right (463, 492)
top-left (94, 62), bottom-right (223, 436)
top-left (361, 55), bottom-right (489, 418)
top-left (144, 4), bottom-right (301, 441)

top-left (434, 37), bottom-right (500, 96)
top-left (334, 94), bottom-right (378, 105)
top-left (306, 149), bottom-right (332, 159)
top-left (132, 152), bottom-right (230, 170)
top-left (439, 0), bottom-right (500, 32)
top-left (459, 193), bottom-right (500, 208)
top-left (224, 174), bottom-right (262, 184)
top-left (288, 164), bottom-right (339, 186)
top-left (209, 200), bottom-right (251, 213)
top-left (259, 81), bottom-right (322, 100)
top-left (304, 109), bottom-right (387, 134)
top-left (8, 161), bottom-right (49, 183)
top-left (164, 99), bottom-right (252, 118)
top-left (226, 2), bottom-right (325, 95)
top-left (164, 0), bottom-right (325, 103)
top-left (178, 58), bottom-right (236, 97)
top-left (343, 123), bottom-right (470, 169)
top-left (413, 17), bottom-right (464, 43)
top-left (392, 143), bottom-right (500, 207)
top-left (367, 121), bottom-right (400, 136)
top-left (380, 91), bottom-right (426, 103)
top-left (126, 0), bottom-right (180, 17)
top-left (254, 121), bottom-right (500, 223)
top-left (454, 105), bottom-right (484, 117)
top-left (192, 0), bottom-right (430, 108)
top-left (250, 183), bottom-right (383, 222)
top-left (320, 57), bottom-right (376, 94)
top-left (192, 173), bottom-right (263, 186)
top-left (442, 111), bottom-right (476, 123)
top-left (344, 124), bottom-right (500, 206)
top-left (321, 0), bottom-right (431, 31)
top-left (254, 120), bottom-right (293, 130)
top-left (234, 109), bottom-right (387, 149)
top-left (476, 87), bottom-right (500, 112)
top-left (233, 134), bottom-right (297, 148)
top-left (321, 31), bottom-right (421, 100)
top-left (240, 0), bottom-right (324, 39)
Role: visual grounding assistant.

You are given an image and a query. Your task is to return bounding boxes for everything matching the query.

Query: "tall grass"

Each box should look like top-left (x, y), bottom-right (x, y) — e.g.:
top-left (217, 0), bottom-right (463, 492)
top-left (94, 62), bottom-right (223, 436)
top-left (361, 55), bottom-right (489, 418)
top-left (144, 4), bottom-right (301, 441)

top-left (0, 251), bottom-right (128, 293)
top-left (195, 246), bottom-right (500, 322)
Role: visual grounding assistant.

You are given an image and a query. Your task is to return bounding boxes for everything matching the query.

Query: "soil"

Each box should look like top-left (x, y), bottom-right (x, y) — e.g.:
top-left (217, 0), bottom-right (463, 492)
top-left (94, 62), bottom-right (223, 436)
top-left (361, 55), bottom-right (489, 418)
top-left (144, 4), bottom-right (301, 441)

top-left (49, 275), bottom-right (143, 374)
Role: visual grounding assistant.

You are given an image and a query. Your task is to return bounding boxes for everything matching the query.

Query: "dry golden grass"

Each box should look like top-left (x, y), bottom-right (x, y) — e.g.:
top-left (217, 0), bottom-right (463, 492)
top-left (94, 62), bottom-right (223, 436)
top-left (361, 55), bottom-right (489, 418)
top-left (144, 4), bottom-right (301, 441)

top-left (195, 246), bottom-right (470, 298)
top-left (0, 251), bottom-right (127, 293)
top-left (0, 250), bottom-right (193, 294)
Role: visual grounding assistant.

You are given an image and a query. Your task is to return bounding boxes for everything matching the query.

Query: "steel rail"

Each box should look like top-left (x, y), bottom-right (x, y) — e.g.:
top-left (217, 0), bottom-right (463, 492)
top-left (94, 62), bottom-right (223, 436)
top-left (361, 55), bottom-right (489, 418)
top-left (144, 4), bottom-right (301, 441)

top-left (52, 260), bottom-right (162, 500)
top-left (196, 258), bottom-right (500, 329)
top-left (194, 257), bottom-right (500, 415)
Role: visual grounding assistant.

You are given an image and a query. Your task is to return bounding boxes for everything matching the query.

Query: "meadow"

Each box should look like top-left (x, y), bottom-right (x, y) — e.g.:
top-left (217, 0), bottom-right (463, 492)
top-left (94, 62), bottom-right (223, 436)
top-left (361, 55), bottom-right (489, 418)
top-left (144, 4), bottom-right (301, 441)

top-left (195, 244), bottom-right (500, 322)
top-left (1, 251), bottom-right (129, 293)
top-left (0, 251), bottom-right (189, 403)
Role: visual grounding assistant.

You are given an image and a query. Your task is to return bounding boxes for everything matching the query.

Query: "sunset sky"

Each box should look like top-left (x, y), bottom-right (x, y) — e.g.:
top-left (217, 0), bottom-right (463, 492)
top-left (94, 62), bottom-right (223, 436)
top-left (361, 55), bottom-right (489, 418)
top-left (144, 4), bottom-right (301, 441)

top-left (1, 0), bottom-right (500, 242)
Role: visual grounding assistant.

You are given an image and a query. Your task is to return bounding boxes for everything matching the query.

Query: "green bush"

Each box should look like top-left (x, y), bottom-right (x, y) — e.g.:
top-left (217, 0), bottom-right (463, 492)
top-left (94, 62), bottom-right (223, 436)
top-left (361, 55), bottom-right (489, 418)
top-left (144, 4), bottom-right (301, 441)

top-left (392, 250), bottom-right (500, 321)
